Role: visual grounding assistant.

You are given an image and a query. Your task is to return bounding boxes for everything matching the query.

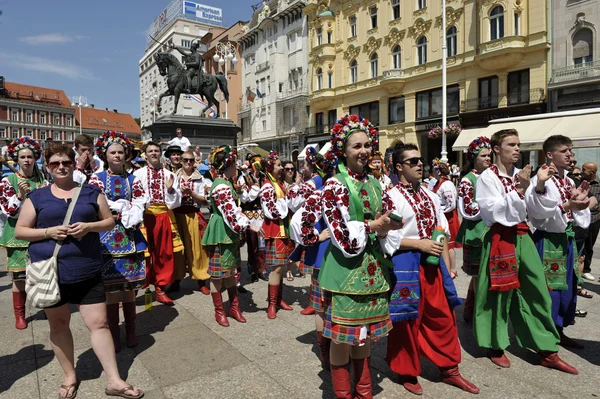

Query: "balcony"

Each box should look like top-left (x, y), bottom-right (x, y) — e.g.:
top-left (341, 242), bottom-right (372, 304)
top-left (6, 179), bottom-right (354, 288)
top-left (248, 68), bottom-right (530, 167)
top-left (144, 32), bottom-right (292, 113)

top-left (310, 43), bottom-right (336, 59)
top-left (550, 60), bottom-right (600, 85)
top-left (475, 36), bottom-right (526, 71)
top-left (276, 85), bottom-right (309, 101)
top-left (460, 88), bottom-right (545, 113)
top-left (305, 125), bottom-right (330, 136)
top-left (380, 69), bottom-right (406, 94)
top-left (256, 61), bottom-right (269, 73)
top-left (309, 88), bottom-right (335, 110)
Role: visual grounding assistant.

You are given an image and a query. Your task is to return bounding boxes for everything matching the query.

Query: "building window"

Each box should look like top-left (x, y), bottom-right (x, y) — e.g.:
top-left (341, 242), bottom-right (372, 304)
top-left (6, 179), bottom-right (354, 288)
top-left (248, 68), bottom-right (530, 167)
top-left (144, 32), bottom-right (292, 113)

top-left (392, 45), bottom-right (402, 69)
top-left (53, 131), bottom-right (60, 140)
top-left (11, 109), bottom-right (19, 121)
top-left (389, 96), bottom-right (405, 124)
top-left (181, 39), bottom-right (191, 48)
top-left (26, 129), bottom-right (33, 137)
top-left (183, 25), bottom-right (190, 33)
top-left (0, 128), bottom-right (5, 138)
top-left (12, 128), bottom-right (19, 138)
top-left (478, 76), bottom-right (499, 109)
top-left (184, 106), bottom-right (193, 116)
top-left (328, 72), bottom-right (333, 88)
top-left (328, 109), bottom-right (337, 127)
top-left (26, 111), bottom-right (33, 123)
top-left (490, 6), bottom-right (504, 40)
top-left (316, 68), bottom-right (323, 90)
top-left (508, 69), bottom-right (530, 105)
top-left (66, 116), bottom-right (72, 126)
top-left (327, 31), bottom-right (332, 44)
top-left (417, 36), bottom-right (427, 65)
top-left (370, 53), bottom-right (378, 78)
top-left (66, 132), bottom-right (73, 141)
top-left (418, 0), bottom-right (426, 10)
top-left (349, 101), bottom-right (380, 126)
top-left (514, 12), bottom-right (521, 35)
top-left (447, 27), bottom-right (457, 56)
top-left (262, 120), bottom-right (267, 131)
top-left (392, 0), bottom-right (400, 20)
top-left (573, 28), bottom-right (593, 64)
top-left (370, 7), bottom-right (378, 29)
top-left (40, 113), bottom-right (46, 124)
top-left (315, 112), bottom-right (325, 131)
top-left (350, 60), bottom-right (358, 83)
top-left (40, 130), bottom-right (47, 140)
top-left (54, 114), bottom-right (60, 125)
top-left (350, 16), bottom-right (357, 37)
top-left (416, 85), bottom-right (459, 118)
top-left (316, 27), bottom-right (322, 46)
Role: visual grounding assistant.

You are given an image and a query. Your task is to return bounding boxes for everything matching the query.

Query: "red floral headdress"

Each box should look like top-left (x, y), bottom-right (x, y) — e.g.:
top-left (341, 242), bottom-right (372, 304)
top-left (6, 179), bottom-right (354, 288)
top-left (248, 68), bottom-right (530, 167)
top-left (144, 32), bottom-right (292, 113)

top-left (322, 149), bottom-right (339, 175)
top-left (266, 150), bottom-right (279, 172)
top-left (467, 136), bottom-right (491, 160)
top-left (95, 131), bottom-right (132, 158)
top-left (305, 146), bottom-right (319, 168)
top-left (7, 136), bottom-right (42, 162)
top-left (330, 114), bottom-right (379, 158)
top-left (211, 145), bottom-right (237, 174)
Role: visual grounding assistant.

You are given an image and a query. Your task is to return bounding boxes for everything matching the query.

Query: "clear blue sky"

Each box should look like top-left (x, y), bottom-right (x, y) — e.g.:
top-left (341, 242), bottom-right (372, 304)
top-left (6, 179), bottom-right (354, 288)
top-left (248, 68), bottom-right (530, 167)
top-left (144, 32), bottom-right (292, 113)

top-left (0, 0), bottom-right (253, 118)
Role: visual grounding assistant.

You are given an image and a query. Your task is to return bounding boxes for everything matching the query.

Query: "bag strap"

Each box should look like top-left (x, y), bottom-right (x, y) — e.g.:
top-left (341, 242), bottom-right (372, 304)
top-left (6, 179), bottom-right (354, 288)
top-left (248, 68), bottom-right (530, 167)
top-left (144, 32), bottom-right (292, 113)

top-left (51, 185), bottom-right (83, 258)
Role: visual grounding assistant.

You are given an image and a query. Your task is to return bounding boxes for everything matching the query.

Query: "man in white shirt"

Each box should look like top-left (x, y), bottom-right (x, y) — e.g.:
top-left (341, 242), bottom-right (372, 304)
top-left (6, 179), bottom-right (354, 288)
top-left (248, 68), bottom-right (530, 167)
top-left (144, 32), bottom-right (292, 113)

top-left (164, 128), bottom-right (191, 152)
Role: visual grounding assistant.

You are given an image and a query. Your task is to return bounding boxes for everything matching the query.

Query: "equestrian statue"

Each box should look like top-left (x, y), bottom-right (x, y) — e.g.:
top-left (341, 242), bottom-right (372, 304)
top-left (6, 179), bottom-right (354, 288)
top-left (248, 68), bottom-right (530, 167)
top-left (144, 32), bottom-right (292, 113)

top-left (153, 41), bottom-right (229, 118)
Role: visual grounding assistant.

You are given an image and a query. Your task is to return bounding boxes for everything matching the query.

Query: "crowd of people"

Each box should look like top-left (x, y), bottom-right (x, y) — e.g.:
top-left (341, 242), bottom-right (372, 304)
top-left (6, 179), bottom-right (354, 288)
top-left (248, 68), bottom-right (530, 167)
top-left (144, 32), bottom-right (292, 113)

top-left (1, 115), bottom-right (598, 398)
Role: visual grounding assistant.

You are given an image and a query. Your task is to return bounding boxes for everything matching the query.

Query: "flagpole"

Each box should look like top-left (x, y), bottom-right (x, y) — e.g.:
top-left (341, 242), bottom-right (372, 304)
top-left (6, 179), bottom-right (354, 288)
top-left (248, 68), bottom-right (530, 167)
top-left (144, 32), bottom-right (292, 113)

top-left (440, 0), bottom-right (448, 164)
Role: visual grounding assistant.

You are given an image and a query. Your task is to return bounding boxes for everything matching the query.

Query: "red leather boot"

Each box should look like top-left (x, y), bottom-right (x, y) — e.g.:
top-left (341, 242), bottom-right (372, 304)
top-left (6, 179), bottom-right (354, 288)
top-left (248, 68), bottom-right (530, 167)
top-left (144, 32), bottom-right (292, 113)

top-left (398, 375), bottom-right (423, 395)
top-left (106, 303), bottom-right (122, 353)
top-left (539, 352), bottom-right (578, 374)
top-left (331, 363), bottom-right (352, 399)
top-left (122, 302), bottom-right (138, 348)
top-left (316, 331), bottom-right (331, 370)
top-left (155, 286), bottom-right (174, 305)
top-left (352, 357), bottom-right (373, 399)
top-left (13, 291), bottom-right (27, 330)
top-left (277, 282), bottom-right (293, 311)
top-left (488, 349), bottom-right (511, 368)
top-left (198, 280), bottom-right (211, 295)
top-left (211, 292), bottom-right (230, 327)
top-left (301, 284), bottom-right (316, 315)
top-left (267, 284), bottom-right (278, 319)
top-left (227, 286), bottom-right (246, 323)
top-left (440, 366), bottom-right (480, 394)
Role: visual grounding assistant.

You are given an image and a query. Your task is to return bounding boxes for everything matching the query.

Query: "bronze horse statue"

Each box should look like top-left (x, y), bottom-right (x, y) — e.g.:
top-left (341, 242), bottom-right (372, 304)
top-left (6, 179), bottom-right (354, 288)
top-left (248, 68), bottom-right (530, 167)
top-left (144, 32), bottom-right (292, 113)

top-left (153, 52), bottom-right (229, 118)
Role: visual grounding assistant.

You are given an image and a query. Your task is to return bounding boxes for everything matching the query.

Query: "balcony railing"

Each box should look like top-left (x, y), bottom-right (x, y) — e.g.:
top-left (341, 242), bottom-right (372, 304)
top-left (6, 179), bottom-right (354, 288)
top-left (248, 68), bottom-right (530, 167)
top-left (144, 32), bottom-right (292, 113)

top-left (256, 61), bottom-right (269, 73)
top-left (276, 85), bottom-right (309, 100)
top-left (460, 88), bottom-right (545, 113)
top-left (305, 125), bottom-right (330, 136)
top-left (551, 60), bottom-right (600, 84)
top-left (382, 69), bottom-right (404, 79)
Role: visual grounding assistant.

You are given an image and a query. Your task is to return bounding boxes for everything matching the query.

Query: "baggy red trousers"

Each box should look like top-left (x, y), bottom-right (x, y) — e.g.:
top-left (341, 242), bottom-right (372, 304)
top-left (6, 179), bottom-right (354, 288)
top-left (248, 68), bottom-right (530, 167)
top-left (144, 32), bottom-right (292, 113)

top-left (144, 211), bottom-right (176, 288)
top-left (386, 263), bottom-right (462, 376)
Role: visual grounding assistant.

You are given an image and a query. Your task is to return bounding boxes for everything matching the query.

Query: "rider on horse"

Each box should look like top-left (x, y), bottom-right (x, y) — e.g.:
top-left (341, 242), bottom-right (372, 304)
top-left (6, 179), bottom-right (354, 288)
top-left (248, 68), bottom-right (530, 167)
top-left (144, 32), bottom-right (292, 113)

top-left (170, 41), bottom-right (203, 94)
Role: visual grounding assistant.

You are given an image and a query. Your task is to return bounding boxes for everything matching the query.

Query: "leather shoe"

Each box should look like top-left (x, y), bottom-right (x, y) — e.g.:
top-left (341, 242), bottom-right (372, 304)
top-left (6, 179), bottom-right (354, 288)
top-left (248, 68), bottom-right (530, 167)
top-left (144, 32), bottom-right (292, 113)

top-left (488, 349), bottom-right (510, 368)
top-left (300, 306), bottom-right (316, 315)
top-left (398, 375), bottom-right (423, 395)
top-left (155, 287), bottom-right (175, 306)
top-left (581, 272), bottom-right (595, 281)
top-left (575, 309), bottom-right (587, 317)
top-left (559, 331), bottom-right (584, 349)
top-left (440, 367), bottom-right (480, 394)
top-left (539, 352), bottom-right (578, 374)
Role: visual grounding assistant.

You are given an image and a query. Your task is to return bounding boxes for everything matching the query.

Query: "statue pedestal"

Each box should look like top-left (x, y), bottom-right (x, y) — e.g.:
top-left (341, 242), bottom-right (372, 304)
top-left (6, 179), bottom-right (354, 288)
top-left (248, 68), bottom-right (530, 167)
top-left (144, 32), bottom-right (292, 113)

top-left (148, 115), bottom-right (240, 153)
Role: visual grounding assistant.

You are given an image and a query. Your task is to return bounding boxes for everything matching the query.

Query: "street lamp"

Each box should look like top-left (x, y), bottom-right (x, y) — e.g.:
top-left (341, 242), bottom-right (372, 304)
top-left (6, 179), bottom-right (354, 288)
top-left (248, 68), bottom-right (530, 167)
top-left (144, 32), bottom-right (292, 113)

top-left (212, 41), bottom-right (238, 117)
top-left (71, 96), bottom-right (88, 136)
top-left (440, 0), bottom-right (449, 163)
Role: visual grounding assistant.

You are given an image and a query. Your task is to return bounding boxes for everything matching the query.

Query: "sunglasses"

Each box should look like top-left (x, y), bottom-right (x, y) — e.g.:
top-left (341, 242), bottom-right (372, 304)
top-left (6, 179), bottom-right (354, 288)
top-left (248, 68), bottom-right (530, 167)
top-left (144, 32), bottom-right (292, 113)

top-left (284, 167), bottom-right (295, 171)
top-left (47, 160), bottom-right (74, 168)
top-left (401, 157), bottom-right (424, 166)
top-left (182, 158), bottom-right (195, 163)
top-left (572, 173), bottom-right (582, 177)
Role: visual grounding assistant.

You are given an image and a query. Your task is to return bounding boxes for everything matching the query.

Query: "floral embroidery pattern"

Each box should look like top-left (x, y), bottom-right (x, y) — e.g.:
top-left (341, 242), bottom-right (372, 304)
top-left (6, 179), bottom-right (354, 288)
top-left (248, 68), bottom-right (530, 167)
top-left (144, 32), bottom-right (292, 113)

top-left (389, 287), bottom-right (419, 301)
top-left (298, 191), bottom-right (322, 246)
top-left (490, 164), bottom-right (522, 198)
top-left (147, 166), bottom-right (166, 204)
top-left (552, 175), bottom-right (574, 220)
top-left (458, 171), bottom-right (480, 217)
top-left (360, 260), bottom-right (385, 288)
top-left (213, 184), bottom-right (244, 233)
top-left (396, 182), bottom-right (438, 239)
top-left (259, 182), bottom-right (283, 220)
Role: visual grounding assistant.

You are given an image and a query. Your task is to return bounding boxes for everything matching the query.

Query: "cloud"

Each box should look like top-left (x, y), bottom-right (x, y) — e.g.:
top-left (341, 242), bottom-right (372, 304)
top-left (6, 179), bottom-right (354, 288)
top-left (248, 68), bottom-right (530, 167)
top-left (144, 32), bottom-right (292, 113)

top-left (0, 52), bottom-right (94, 80)
top-left (19, 33), bottom-right (89, 45)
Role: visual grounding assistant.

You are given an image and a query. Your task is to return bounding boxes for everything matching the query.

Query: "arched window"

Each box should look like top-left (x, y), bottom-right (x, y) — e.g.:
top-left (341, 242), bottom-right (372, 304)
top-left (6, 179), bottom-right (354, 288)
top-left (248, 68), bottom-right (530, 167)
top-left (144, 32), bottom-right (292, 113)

top-left (350, 60), bottom-right (358, 83)
top-left (490, 6), bottom-right (504, 40)
top-left (417, 36), bottom-right (427, 65)
top-left (392, 45), bottom-right (401, 69)
top-left (573, 28), bottom-right (593, 64)
top-left (328, 72), bottom-right (333, 88)
top-left (447, 27), bottom-right (457, 56)
top-left (316, 68), bottom-right (323, 90)
top-left (370, 53), bottom-right (379, 78)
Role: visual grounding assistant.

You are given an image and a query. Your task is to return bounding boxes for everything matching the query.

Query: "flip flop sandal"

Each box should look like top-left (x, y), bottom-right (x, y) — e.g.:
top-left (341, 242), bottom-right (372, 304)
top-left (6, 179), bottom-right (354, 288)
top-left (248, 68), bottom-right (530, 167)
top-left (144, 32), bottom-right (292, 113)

top-left (286, 271), bottom-right (294, 281)
top-left (578, 288), bottom-right (593, 298)
top-left (58, 378), bottom-right (80, 399)
top-left (105, 385), bottom-right (144, 399)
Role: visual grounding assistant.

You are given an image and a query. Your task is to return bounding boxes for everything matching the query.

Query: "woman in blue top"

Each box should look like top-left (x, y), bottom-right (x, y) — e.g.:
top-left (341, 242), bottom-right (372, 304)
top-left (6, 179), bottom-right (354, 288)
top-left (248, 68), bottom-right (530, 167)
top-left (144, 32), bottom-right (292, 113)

top-left (15, 143), bottom-right (143, 399)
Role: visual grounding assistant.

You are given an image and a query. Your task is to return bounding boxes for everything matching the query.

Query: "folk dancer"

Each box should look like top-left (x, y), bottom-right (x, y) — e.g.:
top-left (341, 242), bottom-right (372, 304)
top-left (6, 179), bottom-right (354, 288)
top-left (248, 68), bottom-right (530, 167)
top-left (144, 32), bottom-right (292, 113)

top-left (456, 137), bottom-right (492, 323)
top-left (385, 143), bottom-right (479, 395)
top-left (283, 160), bottom-right (307, 280)
top-left (367, 150), bottom-right (392, 191)
top-left (164, 145), bottom-right (183, 173)
top-left (474, 129), bottom-right (578, 374)
top-left (134, 142), bottom-right (185, 305)
top-left (201, 146), bottom-right (261, 326)
top-left (318, 115), bottom-right (402, 399)
top-left (526, 135), bottom-right (591, 349)
top-left (174, 150), bottom-right (213, 295)
top-left (0, 137), bottom-right (46, 329)
top-left (90, 131), bottom-right (147, 351)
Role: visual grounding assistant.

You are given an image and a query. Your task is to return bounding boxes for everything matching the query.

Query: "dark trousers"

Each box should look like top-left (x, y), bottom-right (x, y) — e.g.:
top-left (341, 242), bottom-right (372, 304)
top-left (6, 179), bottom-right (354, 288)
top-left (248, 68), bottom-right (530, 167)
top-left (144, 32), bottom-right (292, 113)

top-left (245, 229), bottom-right (265, 276)
top-left (583, 220), bottom-right (600, 273)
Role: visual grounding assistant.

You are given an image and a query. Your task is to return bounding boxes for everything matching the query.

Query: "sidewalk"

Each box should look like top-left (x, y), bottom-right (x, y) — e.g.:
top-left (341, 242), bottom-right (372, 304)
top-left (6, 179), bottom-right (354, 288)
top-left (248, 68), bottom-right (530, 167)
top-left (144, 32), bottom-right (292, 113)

top-left (1, 246), bottom-right (599, 399)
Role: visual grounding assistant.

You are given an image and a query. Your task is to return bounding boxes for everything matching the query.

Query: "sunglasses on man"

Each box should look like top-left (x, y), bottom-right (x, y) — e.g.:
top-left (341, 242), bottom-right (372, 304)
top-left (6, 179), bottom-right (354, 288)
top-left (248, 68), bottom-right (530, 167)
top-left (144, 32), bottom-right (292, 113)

top-left (401, 157), bottom-right (425, 167)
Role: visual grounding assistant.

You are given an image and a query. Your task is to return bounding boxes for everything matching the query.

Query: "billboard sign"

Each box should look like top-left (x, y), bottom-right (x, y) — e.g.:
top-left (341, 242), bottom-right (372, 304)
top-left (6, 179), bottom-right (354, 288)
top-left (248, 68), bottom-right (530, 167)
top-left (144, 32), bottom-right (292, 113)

top-left (183, 1), bottom-right (223, 24)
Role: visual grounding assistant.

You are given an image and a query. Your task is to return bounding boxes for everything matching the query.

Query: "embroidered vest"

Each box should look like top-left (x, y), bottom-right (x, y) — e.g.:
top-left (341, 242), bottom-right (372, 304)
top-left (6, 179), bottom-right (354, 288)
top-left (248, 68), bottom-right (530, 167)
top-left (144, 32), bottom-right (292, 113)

top-left (202, 177), bottom-right (240, 245)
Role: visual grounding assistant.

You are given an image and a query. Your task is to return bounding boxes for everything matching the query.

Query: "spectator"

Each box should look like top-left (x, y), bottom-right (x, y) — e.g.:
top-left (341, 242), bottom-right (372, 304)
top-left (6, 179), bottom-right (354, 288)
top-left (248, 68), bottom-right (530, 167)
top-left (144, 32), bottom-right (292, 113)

top-left (14, 143), bottom-right (143, 399)
top-left (581, 162), bottom-right (600, 281)
top-left (163, 127), bottom-right (191, 151)
top-left (193, 145), bottom-right (203, 164)
top-left (164, 145), bottom-right (183, 173)
top-left (73, 134), bottom-right (103, 184)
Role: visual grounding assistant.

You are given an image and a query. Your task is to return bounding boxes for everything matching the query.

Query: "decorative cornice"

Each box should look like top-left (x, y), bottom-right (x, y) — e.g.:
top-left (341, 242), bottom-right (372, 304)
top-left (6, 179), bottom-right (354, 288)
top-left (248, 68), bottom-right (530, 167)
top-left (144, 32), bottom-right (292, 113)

top-left (408, 18), bottom-right (432, 38)
top-left (570, 13), bottom-right (595, 33)
top-left (435, 7), bottom-right (464, 28)
top-left (385, 28), bottom-right (406, 46)
top-left (344, 44), bottom-right (361, 60)
top-left (413, 7), bottom-right (428, 17)
top-left (363, 36), bottom-right (382, 54)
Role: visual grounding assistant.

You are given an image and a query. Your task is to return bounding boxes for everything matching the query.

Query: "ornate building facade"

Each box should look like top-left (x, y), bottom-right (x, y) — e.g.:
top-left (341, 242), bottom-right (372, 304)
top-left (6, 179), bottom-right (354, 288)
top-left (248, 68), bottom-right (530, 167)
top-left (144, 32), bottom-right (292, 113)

top-left (305, 0), bottom-right (550, 163)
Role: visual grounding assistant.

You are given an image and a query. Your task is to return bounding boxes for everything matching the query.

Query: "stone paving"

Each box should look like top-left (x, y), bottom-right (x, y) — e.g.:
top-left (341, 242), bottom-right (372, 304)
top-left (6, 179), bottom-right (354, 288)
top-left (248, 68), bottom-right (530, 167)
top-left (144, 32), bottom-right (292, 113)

top-left (1, 246), bottom-right (599, 399)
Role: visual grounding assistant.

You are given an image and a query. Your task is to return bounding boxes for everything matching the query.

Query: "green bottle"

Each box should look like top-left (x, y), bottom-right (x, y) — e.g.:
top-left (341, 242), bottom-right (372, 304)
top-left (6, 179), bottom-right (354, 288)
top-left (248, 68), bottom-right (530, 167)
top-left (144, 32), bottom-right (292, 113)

top-left (144, 288), bottom-right (153, 311)
top-left (425, 226), bottom-right (446, 265)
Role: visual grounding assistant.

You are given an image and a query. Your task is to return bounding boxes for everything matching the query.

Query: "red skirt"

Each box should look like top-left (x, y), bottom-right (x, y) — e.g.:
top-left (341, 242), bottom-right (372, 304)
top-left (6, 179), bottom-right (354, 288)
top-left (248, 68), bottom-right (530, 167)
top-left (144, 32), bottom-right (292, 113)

top-left (445, 209), bottom-right (462, 250)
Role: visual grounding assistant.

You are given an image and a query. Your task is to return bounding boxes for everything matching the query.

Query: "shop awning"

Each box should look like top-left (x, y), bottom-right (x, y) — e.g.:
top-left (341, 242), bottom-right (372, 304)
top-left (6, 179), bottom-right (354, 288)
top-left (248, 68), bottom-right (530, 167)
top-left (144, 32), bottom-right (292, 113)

top-left (544, 111), bottom-right (600, 148)
top-left (319, 142), bottom-right (331, 155)
top-left (452, 127), bottom-right (488, 152)
top-left (480, 117), bottom-right (563, 151)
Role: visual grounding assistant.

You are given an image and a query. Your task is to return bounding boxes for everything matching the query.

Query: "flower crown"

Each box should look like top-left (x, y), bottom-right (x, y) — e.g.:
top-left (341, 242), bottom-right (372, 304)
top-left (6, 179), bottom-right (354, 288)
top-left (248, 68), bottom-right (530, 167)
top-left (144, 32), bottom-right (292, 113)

top-left (432, 157), bottom-right (441, 169)
top-left (7, 136), bottom-right (42, 162)
top-left (467, 136), bottom-right (491, 159)
top-left (305, 146), bottom-right (319, 168)
top-left (212, 145), bottom-right (237, 173)
top-left (266, 150), bottom-right (279, 172)
top-left (330, 114), bottom-right (379, 158)
top-left (95, 131), bottom-right (132, 158)
top-left (322, 149), bottom-right (339, 175)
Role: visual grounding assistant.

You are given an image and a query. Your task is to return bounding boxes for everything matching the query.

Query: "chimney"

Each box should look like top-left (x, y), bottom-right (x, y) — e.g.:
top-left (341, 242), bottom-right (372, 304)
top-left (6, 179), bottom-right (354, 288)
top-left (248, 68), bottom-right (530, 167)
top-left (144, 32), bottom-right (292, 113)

top-left (90, 104), bottom-right (95, 108)
top-left (113, 109), bottom-right (118, 113)
top-left (106, 108), bottom-right (109, 111)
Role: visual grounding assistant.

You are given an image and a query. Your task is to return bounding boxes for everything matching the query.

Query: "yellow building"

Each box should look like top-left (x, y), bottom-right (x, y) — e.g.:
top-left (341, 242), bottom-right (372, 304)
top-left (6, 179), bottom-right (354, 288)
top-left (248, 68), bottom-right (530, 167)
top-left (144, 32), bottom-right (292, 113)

top-left (304, 0), bottom-right (549, 163)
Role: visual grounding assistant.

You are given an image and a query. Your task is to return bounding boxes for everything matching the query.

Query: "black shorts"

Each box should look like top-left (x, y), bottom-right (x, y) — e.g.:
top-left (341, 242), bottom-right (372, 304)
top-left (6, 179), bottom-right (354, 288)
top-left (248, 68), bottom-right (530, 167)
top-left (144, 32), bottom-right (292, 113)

top-left (47, 275), bottom-right (106, 308)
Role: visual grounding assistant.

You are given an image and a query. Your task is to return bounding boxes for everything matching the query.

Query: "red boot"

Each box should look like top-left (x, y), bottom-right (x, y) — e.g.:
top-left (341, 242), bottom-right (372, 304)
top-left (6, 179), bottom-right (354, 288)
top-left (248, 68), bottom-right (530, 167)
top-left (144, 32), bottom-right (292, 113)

top-left (317, 331), bottom-right (331, 370)
top-left (277, 282), bottom-right (293, 311)
top-left (331, 363), bottom-right (352, 399)
top-left (440, 366), bottom-right (480, 394)
top-left (488, 349), bottom-right (511, 368)
top-left (122, 302), bottom-right (138, 348)
top-left (267, 284), bottom-right (278, 319)
top-left (106, 303), bottom-right (122, 353)
top-left (352, 357), bottom-right (373, 399)
top-left (198, 280), bottom-right (210, 295)
top-left (227, 286), bottom-right (246, 323)
top-left (539, 352), bottom-right (578, 375)
top-left (155, 286), bottom-right (174, 306)
top-left (13, 291), bottom-right (27, 330)
top-left (211, 292), bottom-right (230, 327)
top-left (301, 306), bottom-right (316, 315)
top-left (398, 375), bottom-right (423, 395)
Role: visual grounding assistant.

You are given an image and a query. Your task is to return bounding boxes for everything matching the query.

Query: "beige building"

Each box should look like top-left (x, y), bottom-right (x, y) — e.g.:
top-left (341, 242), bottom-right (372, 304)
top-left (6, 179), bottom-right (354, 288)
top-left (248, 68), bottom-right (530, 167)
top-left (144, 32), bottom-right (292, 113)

top-left (305, 0), bottom-right (550, 163)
